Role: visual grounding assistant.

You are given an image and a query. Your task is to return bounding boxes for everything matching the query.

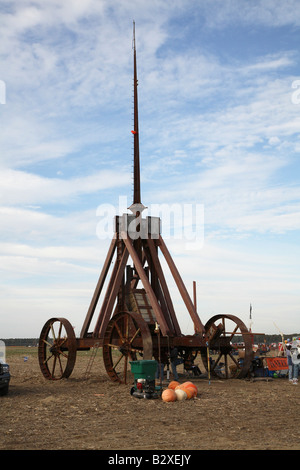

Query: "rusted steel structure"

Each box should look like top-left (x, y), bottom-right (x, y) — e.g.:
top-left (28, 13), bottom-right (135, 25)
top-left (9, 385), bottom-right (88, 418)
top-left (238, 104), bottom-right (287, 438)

top-left (38, 23), bottom-right (255, 383)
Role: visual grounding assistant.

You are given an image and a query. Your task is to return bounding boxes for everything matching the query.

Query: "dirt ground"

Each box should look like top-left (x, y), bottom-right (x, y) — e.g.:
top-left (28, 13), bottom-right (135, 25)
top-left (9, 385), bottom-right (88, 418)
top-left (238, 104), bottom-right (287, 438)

top-left (1, 348), bottom-right (299, 451)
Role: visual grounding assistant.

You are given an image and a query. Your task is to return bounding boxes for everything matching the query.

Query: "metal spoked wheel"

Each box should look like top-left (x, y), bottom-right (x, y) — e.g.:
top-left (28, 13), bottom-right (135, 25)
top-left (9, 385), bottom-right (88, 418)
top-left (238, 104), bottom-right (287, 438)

top-left (38, 317), bottom-right (77, 380)
top-left (103, 311), bottom-right (153, 384)
top-left (201, 314), bottom-right (253, 379)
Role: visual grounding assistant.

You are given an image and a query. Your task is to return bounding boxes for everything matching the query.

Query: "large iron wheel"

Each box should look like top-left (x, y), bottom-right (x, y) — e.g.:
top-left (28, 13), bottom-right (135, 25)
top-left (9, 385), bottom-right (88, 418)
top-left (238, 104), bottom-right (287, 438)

top-left (103, 311), bottom-right (153, 384)
top-left (201, 314), bottom-right (253, 379)
top-left (38, 317), bottom-right (77, 380)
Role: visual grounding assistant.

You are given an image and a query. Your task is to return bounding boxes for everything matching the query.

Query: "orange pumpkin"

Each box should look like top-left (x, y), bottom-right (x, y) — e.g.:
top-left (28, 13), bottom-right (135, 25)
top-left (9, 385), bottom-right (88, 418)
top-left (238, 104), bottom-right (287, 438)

top-left (162, 388), bottom-right (177, 402)
top-left (182, 387), bottom-right (194, 399)
top-left (182, 381), bottom-right (194, 387)
top-left (182, 382), bottom-right (198, 397)
top-left (175, 383), bottom-right (188, 390)
top-left (168, 380), bottom-right (180, 390)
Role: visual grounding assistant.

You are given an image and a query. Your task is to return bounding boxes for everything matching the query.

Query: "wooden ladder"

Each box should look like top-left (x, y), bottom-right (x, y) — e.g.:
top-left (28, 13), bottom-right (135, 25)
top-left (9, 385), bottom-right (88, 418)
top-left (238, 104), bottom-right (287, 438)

top-left (84, 342), bottom-right (100, 378)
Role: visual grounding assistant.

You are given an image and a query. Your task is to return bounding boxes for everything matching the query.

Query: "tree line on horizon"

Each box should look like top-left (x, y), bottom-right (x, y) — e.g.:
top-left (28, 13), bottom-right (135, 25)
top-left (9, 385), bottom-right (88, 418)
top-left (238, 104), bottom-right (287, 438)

top-left (1, 333), bottom-right (299, 347)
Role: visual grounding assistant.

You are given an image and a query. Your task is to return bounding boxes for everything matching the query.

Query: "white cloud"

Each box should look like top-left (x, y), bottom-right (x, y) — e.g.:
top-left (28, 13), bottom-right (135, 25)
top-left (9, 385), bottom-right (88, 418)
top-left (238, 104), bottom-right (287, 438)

top-left (201, 0), bottom-right (300, 28)
top-left (0, 168), bottom-right (130, 205)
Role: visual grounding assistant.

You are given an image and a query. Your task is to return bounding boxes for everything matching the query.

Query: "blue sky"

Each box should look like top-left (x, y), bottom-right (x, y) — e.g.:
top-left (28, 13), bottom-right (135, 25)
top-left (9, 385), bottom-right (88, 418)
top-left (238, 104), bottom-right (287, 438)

top-left (0, 0), bottom-right (299, 338)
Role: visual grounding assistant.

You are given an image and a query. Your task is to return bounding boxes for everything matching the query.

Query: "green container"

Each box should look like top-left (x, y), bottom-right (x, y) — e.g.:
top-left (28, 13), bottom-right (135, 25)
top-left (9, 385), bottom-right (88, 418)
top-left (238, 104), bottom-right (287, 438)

top-left (130, 360), bottom-right (158, 380)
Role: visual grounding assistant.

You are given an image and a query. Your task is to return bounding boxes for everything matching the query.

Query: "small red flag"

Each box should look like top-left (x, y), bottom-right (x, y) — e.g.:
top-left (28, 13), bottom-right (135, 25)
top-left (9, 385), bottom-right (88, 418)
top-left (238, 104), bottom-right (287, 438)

top-left (131, 130), bottom-right (137, 134)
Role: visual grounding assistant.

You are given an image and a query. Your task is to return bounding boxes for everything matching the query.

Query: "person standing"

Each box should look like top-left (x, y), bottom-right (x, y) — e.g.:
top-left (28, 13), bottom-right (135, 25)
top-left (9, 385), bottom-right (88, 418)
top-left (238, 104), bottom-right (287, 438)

top-left (286, 340), bottom-right (299, 385)
top-left (286, 343), bottom-right (294, 382)
top-left (169, 347), bottom-right (183, 381)
top-left (290, 339), bottom-right (300, 385)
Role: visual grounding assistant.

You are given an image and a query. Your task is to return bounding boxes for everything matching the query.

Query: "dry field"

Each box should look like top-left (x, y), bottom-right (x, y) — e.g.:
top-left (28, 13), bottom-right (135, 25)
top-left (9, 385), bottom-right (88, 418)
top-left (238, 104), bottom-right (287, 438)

top-left (1, 347), bottom-right (299, 451)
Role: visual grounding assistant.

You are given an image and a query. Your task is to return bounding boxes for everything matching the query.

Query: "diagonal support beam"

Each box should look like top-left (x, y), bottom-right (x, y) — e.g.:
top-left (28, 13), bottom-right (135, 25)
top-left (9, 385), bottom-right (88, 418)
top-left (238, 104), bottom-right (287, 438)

top-left (95, 244), bottom-right (129, 339)
top-left (158, 235), bottom-right (205, 335)
top-left (141, 241), bottom-right (174, 333)
top-left (146, 238), bottom-right (182, 336)
top-left (80, 237), bottom-right (117, 338)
